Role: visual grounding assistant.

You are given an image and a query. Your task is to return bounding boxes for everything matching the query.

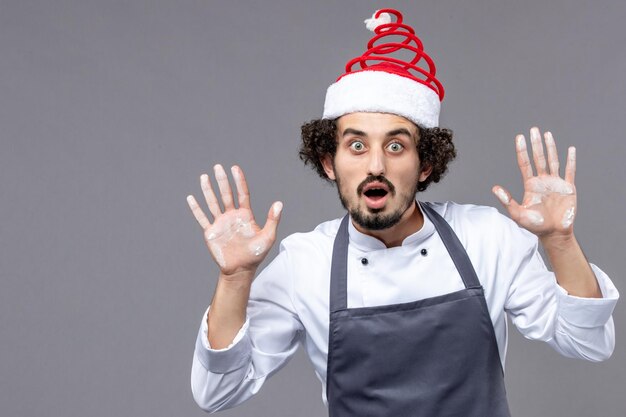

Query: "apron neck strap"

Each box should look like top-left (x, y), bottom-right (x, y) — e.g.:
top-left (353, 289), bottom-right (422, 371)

top-left (420, 202), bottom-right (481, 290)
top-left (329, 215), bottom-right (351, 313)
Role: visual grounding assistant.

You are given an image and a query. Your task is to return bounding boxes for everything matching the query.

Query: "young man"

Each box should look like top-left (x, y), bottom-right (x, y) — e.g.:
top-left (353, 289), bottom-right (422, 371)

top-left (187, 9), bottom-right (618, 416)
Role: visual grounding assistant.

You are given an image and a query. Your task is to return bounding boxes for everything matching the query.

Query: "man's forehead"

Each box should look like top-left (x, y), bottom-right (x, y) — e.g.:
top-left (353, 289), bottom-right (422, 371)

top-left (337, 112), bottom-right (419, 137)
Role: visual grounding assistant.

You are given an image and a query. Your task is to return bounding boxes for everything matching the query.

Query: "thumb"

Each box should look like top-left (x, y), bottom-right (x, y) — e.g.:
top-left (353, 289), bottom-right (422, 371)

top-left (261, 201), bottom-right (283, 241)
top-left (492, 185), bottom-right (522, 222)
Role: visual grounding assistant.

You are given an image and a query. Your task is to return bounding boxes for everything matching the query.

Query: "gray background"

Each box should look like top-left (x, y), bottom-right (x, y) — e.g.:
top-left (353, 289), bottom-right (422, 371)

top-left (1, 0), bottom-right (624, 416)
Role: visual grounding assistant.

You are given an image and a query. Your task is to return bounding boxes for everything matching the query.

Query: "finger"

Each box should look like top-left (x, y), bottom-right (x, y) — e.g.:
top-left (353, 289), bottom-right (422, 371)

top-left (201, 173), bottom-right (222, 218)
top-left (231, 165), bottom-right (251, 210)
top-left (515, 134), bottom-right (534, 180)
top-left (492, 186), bottom-right (522, 222)
top-left (214, 164), bottom-right (234, 210)
top-left (530, 127), bottom-right (547, 175)
top-left (261, 201), bottom-right (283, 241)
top-left (564, 146), bottom-right (576, 184)
top-left (492, 185), bottom-right (511, 207)
top-left (186, 195), bottom-right (211, 229)
top-left (544, 131), bottom-right (560, 176)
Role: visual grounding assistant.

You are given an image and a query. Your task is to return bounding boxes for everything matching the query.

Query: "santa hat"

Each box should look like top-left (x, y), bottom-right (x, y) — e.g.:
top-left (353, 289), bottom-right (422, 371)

top-left (322, 9), bottom-right (444, 128)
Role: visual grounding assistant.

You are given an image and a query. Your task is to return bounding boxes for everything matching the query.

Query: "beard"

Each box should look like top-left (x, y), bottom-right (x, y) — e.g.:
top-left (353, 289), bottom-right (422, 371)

top-left (335, 174), bottom-right (420, 231)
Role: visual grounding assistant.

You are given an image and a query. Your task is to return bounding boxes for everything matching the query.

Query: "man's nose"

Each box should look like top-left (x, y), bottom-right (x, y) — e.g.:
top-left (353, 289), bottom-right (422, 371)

top-left (367, 148), bottom-right (386, 176)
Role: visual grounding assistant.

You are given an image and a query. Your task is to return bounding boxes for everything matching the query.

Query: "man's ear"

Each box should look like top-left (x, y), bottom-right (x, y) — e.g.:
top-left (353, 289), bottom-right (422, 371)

top-left (320, 154), bottom-right (336, 180)
top-left (419, 163), bottom-right (433, 182)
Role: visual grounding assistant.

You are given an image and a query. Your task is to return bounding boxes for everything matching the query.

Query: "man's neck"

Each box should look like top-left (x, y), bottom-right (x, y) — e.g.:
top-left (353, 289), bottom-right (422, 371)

top-left (352, 202), bottom-right (424, 248)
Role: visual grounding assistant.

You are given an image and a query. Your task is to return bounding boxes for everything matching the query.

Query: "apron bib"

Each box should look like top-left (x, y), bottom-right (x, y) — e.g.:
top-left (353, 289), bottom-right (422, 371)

top-left (326, 203), bottom-right (511, 417)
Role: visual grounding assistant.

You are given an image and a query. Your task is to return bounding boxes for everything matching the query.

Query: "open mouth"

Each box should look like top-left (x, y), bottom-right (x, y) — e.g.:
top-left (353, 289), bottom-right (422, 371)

top-left (361, 183), bottom-right (391, 209)
top-left (363, 188), bottom-right (389, 199)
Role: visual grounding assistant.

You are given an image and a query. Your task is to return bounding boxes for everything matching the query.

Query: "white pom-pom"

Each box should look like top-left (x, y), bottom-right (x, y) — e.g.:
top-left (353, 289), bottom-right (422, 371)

top-left (364, 10), bottom-right (392, 32)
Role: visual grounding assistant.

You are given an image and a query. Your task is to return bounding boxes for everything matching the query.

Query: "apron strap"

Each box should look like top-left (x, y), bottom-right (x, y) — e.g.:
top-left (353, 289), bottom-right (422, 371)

top-left (329, 215), bottom-right (350, 313)
top-left (420, 202), bottom-right (481, 289)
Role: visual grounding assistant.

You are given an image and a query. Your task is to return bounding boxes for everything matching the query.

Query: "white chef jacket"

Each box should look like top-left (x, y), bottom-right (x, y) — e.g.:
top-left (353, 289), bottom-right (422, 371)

top-left (191, 201), bottom-right (619, 413)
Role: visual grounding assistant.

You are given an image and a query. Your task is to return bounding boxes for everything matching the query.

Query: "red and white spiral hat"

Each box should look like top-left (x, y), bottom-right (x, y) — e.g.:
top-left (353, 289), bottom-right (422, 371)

top-left (322, 9), bottom-right (444, 128)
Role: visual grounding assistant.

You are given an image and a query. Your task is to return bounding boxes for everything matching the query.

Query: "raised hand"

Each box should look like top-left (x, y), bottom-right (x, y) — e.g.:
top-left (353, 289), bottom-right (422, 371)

top-left (492, 127), bottom-right (577, 238)
top-left (187, 164), bottom-right (283, 278)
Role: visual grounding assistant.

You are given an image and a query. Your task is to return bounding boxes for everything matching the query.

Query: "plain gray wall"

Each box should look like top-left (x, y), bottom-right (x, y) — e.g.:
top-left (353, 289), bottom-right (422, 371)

top-left (1, 0), bottom-right (624, 416)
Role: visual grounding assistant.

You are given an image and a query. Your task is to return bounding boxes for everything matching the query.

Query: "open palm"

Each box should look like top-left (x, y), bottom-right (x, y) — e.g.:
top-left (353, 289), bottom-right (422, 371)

top-left (493, 127), bottom-right (577, 237)
top-left (187, 164), bottom-right (282, 277)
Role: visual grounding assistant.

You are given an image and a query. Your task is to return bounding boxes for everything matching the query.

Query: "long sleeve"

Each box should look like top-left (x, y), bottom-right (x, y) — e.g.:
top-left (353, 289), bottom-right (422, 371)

top-left (191, 243), bottom-right (304, 412)
top-left (501, 214), bottom-right (619, 361)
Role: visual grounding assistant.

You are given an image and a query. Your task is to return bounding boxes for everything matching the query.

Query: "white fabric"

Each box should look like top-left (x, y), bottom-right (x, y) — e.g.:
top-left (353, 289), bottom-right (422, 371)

top-left (364, 11), bottom-right (391, 32)
top-left (191, 201), bottom-right (619, 412)
top-left (322, 70), bottom-right (441, 128)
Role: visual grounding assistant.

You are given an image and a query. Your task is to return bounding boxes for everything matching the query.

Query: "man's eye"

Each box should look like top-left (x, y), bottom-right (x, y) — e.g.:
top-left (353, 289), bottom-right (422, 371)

top-left (388, 142), bottom-right (403, 152)
top-left (350, 141), bottom-right (365, 152)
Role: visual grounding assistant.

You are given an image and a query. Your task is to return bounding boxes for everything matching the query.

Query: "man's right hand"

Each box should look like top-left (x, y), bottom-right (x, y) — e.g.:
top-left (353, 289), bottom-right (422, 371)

top-left (187, 164), bottom-right (283, 280)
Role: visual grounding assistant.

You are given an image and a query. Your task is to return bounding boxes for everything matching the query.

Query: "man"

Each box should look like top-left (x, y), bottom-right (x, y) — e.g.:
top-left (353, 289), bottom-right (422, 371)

top-left (187, 9), bottom-right (618, 416)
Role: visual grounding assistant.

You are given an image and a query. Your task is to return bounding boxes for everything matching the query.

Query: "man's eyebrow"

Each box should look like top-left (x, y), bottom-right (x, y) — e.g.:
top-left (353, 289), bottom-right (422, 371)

top-left (341, 128), bottom-right (367, 137)
top-left (386, 128), bottom-right (414, 138)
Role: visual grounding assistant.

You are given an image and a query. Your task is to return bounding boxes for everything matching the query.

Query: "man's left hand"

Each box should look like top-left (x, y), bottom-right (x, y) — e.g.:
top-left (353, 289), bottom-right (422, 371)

top-left (492, 127), bottom-right (577, 239)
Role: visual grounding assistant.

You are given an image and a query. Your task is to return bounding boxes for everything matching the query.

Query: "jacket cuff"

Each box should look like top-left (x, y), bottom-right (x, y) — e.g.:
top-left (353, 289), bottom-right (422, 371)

top-left (194, 306), bottom-right (252, 373)
top-left (556, 264), bottom-right (619, 328)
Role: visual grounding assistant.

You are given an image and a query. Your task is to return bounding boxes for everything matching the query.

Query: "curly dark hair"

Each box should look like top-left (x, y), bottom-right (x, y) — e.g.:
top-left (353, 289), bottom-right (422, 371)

top-left (299, 118), bottom-right (456, 192)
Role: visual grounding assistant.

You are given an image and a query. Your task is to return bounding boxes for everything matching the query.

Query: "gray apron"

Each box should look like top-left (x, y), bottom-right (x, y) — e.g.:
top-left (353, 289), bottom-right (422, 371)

top-left (326, 203), bottom-right (511, 417)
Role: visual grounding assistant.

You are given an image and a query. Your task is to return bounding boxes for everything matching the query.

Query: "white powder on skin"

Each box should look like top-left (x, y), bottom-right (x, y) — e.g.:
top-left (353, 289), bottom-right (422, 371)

top-left (273, 201), bottom-right (283, 217)
top-left (205, 214), bottom-right (258, 269)
top-left (524, 210), bottom-right (545, 226)
top-left (214, 164), bottom-right (227, 180)
top-left (495, 188), bottom-right (510, 205)
top-left (522, 177), bottom-right (575, 208)
top-left (527, 177), bottom-right (574, 195)
top-left (200, 174), bottom-right (210, 189)
top-left (562, 206), bottom-right (576, 228)
top-left (235, 217), bottom-right (255, 238)
top-left (212, 245), bottom-right (226, 268)
top-left (231, 166), bottom-right (241, 183)
top-left (250, 241), bottom-right (267, 257)
top-left (524, 194), bottom-right (543, 207)
top-left (231, 166), bottom-right (248, 207)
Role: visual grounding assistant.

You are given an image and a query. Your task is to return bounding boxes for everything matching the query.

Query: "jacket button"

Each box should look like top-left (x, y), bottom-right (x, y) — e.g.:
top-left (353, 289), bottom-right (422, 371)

top-left (421, 248), bottom-right (428, 256)
top-left (361, 257), bottom-right (369, 266)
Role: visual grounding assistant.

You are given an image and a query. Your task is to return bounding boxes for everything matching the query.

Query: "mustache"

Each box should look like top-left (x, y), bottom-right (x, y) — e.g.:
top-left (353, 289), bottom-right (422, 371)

top-left (356, 175), bottom-right (396, 196)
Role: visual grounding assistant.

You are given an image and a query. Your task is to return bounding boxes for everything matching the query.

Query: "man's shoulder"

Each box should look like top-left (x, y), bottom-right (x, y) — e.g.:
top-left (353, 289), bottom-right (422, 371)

top-left (424, 200), bottom-right (536, 243)
top-left (279, 216), bottom-right (344, 253)
top-left (424, 200), bottom-right (503, 224)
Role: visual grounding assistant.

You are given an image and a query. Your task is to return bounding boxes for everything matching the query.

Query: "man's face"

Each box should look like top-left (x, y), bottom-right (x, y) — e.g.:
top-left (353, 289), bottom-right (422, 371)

top-left (321, 112), bottom-right (432, 231)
